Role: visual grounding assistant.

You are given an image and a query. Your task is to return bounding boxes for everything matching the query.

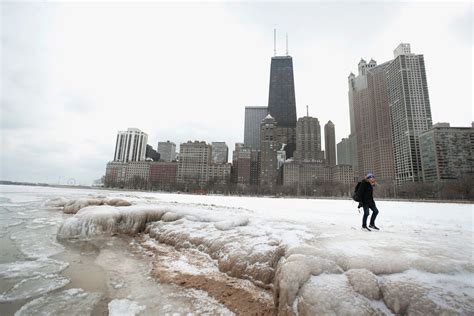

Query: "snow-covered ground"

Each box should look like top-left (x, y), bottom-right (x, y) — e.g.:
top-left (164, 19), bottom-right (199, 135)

top-left (1, 185), bottom-right (473, 315)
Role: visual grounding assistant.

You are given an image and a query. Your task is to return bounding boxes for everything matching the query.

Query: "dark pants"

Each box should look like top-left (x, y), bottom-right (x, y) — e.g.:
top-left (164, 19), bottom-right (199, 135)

top-left (362, 204), bottom-right (379, 227)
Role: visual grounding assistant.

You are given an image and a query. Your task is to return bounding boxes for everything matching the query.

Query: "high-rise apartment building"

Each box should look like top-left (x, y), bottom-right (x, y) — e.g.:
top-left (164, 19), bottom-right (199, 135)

top-left (244, 106), bottom-right (268, 150)
top-left (349, 59), bottom-right (379, 179)
top-left (157, 141), bottom-right (176, 162)
top-left (337, 138), bottom-right (350, 165)
top-left (420, 124), bottom-right (474, 181)
top-left (366, 63), bottom-right (395, 183)
top-left (177, 141), bottom-right (211, 185)
top-left (349, 58), bottom-right (395, 183)
top-left (294, 116), bottom-right (325, 163)
top-left (211, 142), bottom-right (229, 164)
top-left (324, 121), bottom-right (336, 167)
top-left (348, 44), bottom-right (432, 184)
top-left (337, 134), bottom-right (358, 171)
top-left (386, 43), bottom-right (432, 183)
top-left (114, 128), bottom-right (148, 162)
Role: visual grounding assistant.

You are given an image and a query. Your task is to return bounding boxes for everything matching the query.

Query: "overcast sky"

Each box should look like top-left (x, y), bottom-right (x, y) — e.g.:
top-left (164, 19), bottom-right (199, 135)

top-left (1, 1), bottom-right (472, 185)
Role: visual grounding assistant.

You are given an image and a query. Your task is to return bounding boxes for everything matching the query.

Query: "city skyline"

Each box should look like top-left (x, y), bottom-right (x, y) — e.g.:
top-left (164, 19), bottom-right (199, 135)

top-left (1, 1), bottom-right (471, 185)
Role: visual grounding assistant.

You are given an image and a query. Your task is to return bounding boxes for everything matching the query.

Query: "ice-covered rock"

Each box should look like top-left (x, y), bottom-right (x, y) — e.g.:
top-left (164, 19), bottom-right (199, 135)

top-left (296, 274), bottom-right (384, 315)
top-left (380, 270), bottom-right (474, 315)
top-left (214, 217), bottom-right (249, 231)
top-left (161, 211), bottom-right (181, 222)
top-left (147, 219), bottom-right (284, 287)
top-left (0, 274), bottom-right (69, 302)
top-left (57, 205), bottom-right (166, 238)
top-left (273, 254), bottom-right (343, 314)
top-left (61, 197), bottom-right (132, 214)
top-left (15, 288), bottom-right (101, 316)
top-left (346, 268), bottom-right (381, 300)
top-left (44, 197), bottom-right (69, 208)
top-left (106, 198), bottom-right (132, 207)
top-left (63, 198), bottom-right (105, 214)
top-left (108, 299), bottom-right (146, 316)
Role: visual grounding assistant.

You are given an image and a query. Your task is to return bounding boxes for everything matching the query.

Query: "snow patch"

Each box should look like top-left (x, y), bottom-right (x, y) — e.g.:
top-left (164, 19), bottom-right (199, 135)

top-left (214, 217), bottom-right (249, 231)
top-left (108, 299), bottom-right (146, 316)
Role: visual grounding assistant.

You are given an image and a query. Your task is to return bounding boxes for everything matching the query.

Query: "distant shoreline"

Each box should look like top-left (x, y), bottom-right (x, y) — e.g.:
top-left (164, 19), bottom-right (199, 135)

top-left (1, 181), bottom-right (472, 204)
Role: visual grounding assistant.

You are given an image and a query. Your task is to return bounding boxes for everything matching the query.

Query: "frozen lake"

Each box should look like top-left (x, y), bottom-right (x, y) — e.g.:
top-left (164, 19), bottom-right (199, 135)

top-left (0, 184), bottom-right (473, 315)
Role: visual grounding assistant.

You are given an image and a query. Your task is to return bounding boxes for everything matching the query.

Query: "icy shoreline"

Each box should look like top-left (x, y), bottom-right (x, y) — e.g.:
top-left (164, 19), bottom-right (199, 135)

top-left (53, 193), bottom-right (474, 315)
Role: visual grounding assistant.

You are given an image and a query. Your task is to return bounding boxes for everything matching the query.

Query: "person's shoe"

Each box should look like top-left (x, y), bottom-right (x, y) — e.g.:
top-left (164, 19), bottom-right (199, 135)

top-left (369, 225), bottom-right (380, 230)
top-left (362, 226), bottom-right (371, 232)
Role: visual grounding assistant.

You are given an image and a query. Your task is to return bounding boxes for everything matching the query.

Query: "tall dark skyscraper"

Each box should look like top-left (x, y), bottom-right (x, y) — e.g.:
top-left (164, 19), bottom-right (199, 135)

top-left (268, 56), bottom-right (297, 128)
top-left (267, 55), bottom-right (297, 158)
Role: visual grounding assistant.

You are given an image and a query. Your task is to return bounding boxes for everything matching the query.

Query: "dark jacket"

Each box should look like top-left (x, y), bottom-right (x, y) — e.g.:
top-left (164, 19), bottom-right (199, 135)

top-left (356, 180), bottom-right (375, 207)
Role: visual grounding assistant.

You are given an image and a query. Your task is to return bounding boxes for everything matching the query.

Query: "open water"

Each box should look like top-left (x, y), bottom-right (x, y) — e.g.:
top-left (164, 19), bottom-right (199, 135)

top-left (0, 185), bottom-right (231, 315)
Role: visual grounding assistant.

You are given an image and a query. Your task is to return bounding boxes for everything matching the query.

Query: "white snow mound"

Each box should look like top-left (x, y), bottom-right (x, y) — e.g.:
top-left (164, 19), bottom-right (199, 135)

top-left (108, 299), bottom-right (146, 316)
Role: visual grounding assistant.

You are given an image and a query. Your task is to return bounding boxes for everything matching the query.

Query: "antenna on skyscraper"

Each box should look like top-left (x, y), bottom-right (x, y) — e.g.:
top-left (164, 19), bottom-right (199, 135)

top-left (306, 105), bottom-right (309, 117)
top-left (274, 28), bottom-right (277, 56)
top-left (286, 33), bottom-right (289, 56)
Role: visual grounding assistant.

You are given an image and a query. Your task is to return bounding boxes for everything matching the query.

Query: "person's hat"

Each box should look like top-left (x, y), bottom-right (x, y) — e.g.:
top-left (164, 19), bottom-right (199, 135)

top-left (366, 173), bottom-right (375, 179)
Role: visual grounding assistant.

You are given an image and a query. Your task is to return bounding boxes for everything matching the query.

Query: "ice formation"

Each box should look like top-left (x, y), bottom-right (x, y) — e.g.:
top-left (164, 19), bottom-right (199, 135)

top-left (10, 227), bottom-right (64, 259)
top-left (147, 219), bottom-right (284, 287)
top-left (108, 299), bottom-right (146, 316)
top-left (14, 288), bottom-right (102, 316)
top-left (44, 197), bottom-right (69, 208)
top-left (54, 196), bottom-right (474, 315)
top-left (0, 259), bottom-right (68, 279)
top-left (0, 274), bottom-right (70, 302)
top-left (61, 197), bottom-right (132, 214)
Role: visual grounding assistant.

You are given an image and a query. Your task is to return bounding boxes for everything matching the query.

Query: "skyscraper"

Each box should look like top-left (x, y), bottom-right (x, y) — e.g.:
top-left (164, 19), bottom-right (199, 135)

top-left (158, 141), bottom-right (176, 162)
top-left (366, 62), bottom-right (395, 183)
top-left (349, 59), bottom-right (376, 179)
top-left (114, 128), bottom-right (148, 162)
top-left (324, 121), bottom-right (336, 167)
top-left (211, 142), bottom-right (229, 164)
top-left (259, 114), bottom-right (280, 188)
top-left (244, 106), bottom-right (268, 150)
top-left (267, 55), bottom-right (297, 158)
top-left (386, 43), bottom-right (432, 183)
top-left (294, 116), bottom-right (324, 163)
top-left (349, 58), bottom-right (395, 183)
top-left (268, 56), bottom-right (297, 128)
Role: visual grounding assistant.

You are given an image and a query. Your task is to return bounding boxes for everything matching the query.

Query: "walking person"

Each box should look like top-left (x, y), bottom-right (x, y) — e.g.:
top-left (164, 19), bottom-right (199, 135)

top-left (356, 173), bottom-right (379, 231)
